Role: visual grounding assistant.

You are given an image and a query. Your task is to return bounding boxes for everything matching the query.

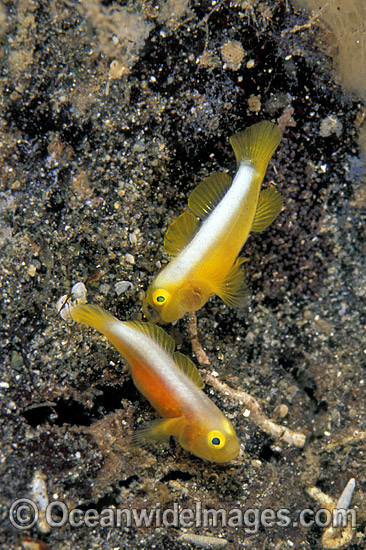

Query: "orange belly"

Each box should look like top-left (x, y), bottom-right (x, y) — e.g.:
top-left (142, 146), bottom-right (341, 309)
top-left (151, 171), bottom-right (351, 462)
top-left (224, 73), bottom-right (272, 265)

top-left (131, 361), bottom-right (183, 418)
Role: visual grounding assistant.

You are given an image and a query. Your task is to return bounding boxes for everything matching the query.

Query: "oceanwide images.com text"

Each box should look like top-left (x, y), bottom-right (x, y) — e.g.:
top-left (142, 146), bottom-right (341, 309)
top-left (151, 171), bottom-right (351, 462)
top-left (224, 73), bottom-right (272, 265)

top-left (9, 498), bottom-right (356, 533)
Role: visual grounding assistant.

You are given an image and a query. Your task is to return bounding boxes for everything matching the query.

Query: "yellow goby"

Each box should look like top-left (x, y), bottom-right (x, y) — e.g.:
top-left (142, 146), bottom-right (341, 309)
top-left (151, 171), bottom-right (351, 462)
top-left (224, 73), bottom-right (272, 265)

top-left (143, 121), bottom-right (283, 323)
top-left (71, 303), bottom-right (240, 463)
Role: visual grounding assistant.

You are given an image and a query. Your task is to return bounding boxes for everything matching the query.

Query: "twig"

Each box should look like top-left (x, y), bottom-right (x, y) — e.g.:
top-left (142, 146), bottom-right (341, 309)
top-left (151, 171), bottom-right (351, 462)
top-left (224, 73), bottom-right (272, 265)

top-left (197, 0), bottom-right (227, 28)
top-left (187, 312), bottom-right (306, 448)
top-left (204, 372), bottom-right (306, 449)
top-left (281, 9), bottom-right (321, 36)
top-left (187, 312), bottom-right (211, 366)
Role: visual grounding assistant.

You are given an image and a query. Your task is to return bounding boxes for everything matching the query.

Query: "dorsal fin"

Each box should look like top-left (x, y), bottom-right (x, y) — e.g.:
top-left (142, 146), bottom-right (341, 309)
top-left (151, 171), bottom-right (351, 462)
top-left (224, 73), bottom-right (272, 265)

top-left (173, 351), bottom-right (205, 389)
top-left (188, 172), bottom-right (232, 220)
top-left (251, 187), bottom-right (283, 232)
top-left (164, 211), bottom-right (200, 256)
top-left (123, 321), bottom-right (175, 355)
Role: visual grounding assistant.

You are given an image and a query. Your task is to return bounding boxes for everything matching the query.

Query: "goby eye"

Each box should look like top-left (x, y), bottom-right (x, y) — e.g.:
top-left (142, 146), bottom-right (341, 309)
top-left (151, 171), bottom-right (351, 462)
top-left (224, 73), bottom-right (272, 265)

top-left (207, 430), bottom-right (226, 449)
top-left (153, 289), bottom-right (170, 306)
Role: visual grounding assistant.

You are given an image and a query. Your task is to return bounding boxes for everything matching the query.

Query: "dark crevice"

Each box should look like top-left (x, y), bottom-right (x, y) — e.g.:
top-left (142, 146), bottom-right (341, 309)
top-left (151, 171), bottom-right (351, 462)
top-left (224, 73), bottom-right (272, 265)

top-left (22, 379), bottom-right (139, 427)
top-left (77, 476), bottom-right (139, 513)
top-left (160, 470), bottom-right (193, 482)
top-left (278, 355), bottom-right (327, 413)
top-left (257, 442), bottom-right (282, 463)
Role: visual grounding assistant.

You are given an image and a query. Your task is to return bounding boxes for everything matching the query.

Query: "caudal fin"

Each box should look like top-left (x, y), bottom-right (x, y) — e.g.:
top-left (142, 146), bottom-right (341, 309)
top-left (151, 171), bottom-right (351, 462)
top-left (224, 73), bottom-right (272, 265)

top-left (230, 121), bottom-right (282, 178)
top-left (70, 303), bottom-right (116, 332)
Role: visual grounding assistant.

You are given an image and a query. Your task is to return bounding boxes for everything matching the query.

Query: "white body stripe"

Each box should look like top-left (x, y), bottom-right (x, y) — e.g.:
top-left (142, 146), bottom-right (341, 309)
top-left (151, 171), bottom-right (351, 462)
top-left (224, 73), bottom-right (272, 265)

top-left (107, 320), bottom-right (220, 416)
top-left (159, 162), bottom-right (257, 284)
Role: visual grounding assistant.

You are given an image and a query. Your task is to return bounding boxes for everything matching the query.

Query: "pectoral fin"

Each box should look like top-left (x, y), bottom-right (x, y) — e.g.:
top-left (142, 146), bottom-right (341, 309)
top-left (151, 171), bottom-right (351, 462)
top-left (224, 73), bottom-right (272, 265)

top-left (164, 211), bottom-right (200, 255)
top-left (251, 187), bottom-right (283, 232)
top-left (213, 258), bottom-right (248, 307)
top-left (132, 417), bottom-right (184, 445)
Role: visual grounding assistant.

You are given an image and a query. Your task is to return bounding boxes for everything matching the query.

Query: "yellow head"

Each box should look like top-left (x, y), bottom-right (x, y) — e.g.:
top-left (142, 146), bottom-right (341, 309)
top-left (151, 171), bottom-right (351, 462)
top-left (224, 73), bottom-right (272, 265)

top-left (143, 284), bottom-right (179, 323)
top-left (178, 417), bottom-right (240, 463)
top-left (143, 279), bottom-right (212, 323)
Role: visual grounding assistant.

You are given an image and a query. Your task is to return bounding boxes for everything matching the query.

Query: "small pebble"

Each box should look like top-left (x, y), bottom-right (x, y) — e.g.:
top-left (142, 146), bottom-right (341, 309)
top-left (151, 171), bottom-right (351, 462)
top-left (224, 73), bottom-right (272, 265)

top-left (71, 282), bottom-right (87, 301)
top-left (28, 264), bottom-right (37, 277)
top-left (11, 351), bottom-right (23, 370)
top-left (221, 39), bottom-right (245, 71)
top-left (115, 281), bottom-right (134, 295)
top-left (248, 94), bottom-right (261, 113)
top-left (129, 229), bottom-right (140, 244)
top-left (278, 404), bottom-right (289, 418)
top-left (125, 253), bottom-right (135, 264)
top-left (319, 115), bottom-right (343, 137)
top-left (99, 283), bottom-right (111, 295)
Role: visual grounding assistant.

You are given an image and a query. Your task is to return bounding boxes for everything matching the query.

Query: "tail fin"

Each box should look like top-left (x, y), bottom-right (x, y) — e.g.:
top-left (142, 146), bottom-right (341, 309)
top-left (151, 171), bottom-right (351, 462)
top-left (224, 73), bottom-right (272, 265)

top-left (230, 121), bottom-right (282, 178)
top-left (70, 303), bottom-right (116, 332)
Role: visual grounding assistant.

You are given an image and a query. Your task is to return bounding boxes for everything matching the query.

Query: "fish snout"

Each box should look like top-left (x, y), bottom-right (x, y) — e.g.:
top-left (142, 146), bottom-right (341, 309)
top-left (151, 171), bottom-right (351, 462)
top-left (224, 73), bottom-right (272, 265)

top-left (142, 300), bottom-right (162, 323)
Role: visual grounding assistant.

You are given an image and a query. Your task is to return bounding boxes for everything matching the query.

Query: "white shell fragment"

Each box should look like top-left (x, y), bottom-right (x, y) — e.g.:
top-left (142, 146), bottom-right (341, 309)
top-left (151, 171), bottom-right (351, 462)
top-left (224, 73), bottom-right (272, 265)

top-left (333, 478), bottom-right (356, 527)
top-left (178, 532), bottom-right (228, 548)
top-left (30, 470), bottom-right (50, 533)
top-left (70, 282), bottom-right (87, 301)
top-left (56, 282), bottom-right (88, 321)
top-left (307, 478), bottom-right (357, 548)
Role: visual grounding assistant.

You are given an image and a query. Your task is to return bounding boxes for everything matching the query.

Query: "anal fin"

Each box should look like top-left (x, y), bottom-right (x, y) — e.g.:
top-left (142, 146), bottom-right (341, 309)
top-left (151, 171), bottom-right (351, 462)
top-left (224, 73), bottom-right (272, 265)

top-left (251, 187), bottom-right (283, 232)
top-left (213, 257), bottom-right (248, 307)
